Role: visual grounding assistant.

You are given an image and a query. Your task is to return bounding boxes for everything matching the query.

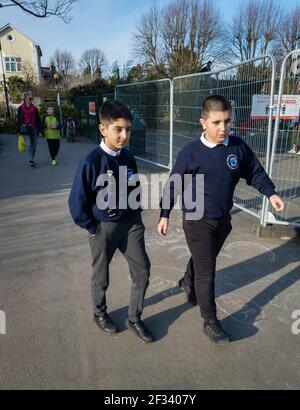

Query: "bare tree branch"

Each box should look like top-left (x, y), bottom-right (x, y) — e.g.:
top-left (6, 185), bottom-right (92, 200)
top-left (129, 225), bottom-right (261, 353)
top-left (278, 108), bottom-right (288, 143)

top-left (161, 0), bottom-right (189, 58)
top-left (0, 0), bottom-right (77, 23)
top-left (132, 0), bottom-right (227, 77)
top-left (194, 0), bottom-right (227, 67)
top-left (132, 3), bottom-right (162, 71)
top-left (49, 48), bottom-right (76, 75)
top-left (274, 6), bottom-right (300, 59)
top-left (227, 0), bottom-right (282, 62)
top-left (230, 0), bottom-right (261, 61)
top-left (260, 0), bottom-right (282, 55)
top-left (79, 48), bottom-right (107, 79)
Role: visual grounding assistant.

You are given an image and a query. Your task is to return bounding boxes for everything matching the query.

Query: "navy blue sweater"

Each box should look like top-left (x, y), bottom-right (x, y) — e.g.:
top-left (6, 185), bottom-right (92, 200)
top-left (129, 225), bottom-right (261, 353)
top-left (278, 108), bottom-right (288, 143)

top-left (160, 135), bottom-right (276, 219)
top-left (69, 146), bottom-right (141, 234)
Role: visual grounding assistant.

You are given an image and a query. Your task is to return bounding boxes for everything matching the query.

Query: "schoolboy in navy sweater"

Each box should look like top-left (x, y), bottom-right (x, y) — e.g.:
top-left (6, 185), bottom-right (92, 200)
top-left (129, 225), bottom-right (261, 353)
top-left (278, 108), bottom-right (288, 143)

top-left (69, 101), bottom-right (153, 343)
top-left (158, 95), bottom-right (284, 345)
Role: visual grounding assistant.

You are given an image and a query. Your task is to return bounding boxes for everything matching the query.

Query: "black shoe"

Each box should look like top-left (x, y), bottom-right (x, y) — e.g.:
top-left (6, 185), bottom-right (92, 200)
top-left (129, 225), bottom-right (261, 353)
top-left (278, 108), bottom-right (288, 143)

top-left (29, 160), bottom-right (36, 168)
top-left (126, 318), bottom-right (154, 343)
top-left (94, 312), bottom-right (118, 334)
top-left (178, 278), bottom-right (197, 305)
top-left (203, 319), bottom-right (230, 345)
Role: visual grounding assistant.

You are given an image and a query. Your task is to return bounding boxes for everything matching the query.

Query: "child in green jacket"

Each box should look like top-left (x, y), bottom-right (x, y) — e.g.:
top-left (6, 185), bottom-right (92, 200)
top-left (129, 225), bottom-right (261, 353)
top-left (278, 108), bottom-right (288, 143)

top-left (43, 107), bottom-right (61, 166)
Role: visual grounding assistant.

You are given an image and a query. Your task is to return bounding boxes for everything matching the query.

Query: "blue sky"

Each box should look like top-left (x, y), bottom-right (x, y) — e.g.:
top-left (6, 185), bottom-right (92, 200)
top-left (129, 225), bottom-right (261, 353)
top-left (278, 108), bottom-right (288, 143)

top-left (0, 0), bottom-right (299, 71)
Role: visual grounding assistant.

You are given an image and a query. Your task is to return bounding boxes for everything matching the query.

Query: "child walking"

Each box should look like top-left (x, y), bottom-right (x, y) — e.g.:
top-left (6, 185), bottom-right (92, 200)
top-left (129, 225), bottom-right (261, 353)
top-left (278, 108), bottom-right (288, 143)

top-left (68, 100), bottom-right (153, 343)
top-left (43, 107), bottom-right (61, 166)
top-left (158, 95), bottom-right (285, 345)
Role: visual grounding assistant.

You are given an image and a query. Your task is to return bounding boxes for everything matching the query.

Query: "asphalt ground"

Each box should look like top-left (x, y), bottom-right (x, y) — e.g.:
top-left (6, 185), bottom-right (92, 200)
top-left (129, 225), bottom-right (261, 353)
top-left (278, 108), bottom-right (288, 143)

top-left (0, 133), bottom-right (299, 390)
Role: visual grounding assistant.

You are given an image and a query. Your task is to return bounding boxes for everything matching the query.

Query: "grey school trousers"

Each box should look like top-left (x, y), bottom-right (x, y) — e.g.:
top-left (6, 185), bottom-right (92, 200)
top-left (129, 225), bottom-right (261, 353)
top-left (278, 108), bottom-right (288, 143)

top-left (88, 213), bottom-right (150, 322)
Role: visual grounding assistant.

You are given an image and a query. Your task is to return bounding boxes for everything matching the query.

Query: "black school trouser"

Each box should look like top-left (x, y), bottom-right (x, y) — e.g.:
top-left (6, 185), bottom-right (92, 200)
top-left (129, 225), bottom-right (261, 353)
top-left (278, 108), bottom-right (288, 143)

top-left (182, 215), bottom-right (232, 320)
top-left (46, 139), bottom-right (60, 160)
top-left (88, 213), bottom-right (150, 322)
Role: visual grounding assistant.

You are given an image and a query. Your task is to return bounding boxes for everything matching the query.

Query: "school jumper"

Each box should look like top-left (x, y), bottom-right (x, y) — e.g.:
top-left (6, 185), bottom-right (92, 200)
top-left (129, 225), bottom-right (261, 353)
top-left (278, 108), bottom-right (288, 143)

top-left (68, 141), bottom-right (150, 322)
top-left (160, 134), bottom-right (276, 320)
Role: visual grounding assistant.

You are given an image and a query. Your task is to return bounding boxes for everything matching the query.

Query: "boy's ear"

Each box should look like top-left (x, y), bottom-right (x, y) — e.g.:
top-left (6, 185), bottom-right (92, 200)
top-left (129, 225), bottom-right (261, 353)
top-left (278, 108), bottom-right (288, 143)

top-left (99, 123), bottom-right (106, 137)
top-left (199, 118), bottom-right (206, 130)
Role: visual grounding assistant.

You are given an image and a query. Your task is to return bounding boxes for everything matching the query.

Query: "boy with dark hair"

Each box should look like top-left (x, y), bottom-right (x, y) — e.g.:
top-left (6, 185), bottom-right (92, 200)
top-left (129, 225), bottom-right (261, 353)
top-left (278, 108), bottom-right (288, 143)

top-left (69, 100), bottom-right (153, 343)
top-left (158, 95), bottom-right (284, 345)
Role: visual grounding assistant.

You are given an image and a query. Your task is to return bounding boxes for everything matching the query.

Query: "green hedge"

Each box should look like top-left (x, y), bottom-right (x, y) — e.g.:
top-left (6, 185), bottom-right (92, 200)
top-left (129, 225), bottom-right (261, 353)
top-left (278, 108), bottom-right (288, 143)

top-left (39, 100), bottom-right (77, 118)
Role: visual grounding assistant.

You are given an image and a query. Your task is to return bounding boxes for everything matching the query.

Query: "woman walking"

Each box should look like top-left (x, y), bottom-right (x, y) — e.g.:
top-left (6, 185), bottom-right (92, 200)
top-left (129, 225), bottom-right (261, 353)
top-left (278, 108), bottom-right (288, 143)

top-left (17, 92), bottom-right (41, 167)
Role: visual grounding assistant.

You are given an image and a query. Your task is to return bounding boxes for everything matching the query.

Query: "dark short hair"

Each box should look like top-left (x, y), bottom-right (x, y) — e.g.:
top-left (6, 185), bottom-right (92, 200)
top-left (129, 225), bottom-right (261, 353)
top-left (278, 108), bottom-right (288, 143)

top-left (99, 100), bottom-right (133, 124)
top-left (201, 95), bottom-right (232, 119)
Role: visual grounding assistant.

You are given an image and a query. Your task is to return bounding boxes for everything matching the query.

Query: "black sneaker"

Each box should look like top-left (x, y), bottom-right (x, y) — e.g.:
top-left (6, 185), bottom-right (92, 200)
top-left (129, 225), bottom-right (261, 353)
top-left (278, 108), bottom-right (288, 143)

top-left (178, 278), bottom-right (197, 306)
top-left (29, 160), bottom-right (36, 168)
top-left (126, 318), bottom-right (154, 343)
top-left (203, 319), bottom-right (230, 345)
top-left (94, 312), bottom-right (118, 334)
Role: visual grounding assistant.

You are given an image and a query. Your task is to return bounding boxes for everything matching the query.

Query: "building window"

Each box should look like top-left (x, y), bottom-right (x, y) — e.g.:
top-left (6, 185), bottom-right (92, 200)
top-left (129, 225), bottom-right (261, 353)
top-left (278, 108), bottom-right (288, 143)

top-left (7, 34), bottom-right (15, 42)
top-left (4, 57), bottom-right (22, 72)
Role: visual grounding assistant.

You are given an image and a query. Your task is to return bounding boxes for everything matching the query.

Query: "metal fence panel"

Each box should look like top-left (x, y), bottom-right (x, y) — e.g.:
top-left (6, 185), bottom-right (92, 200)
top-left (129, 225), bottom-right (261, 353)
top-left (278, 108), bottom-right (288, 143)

top-left (267, 49), bottom-right (300, 226)
top-left (172, 56), bottom-right (276, 221)
top-left (115, 80), bottom-right (171, 169)
top-left (74, 95), bottom-right (103, 144)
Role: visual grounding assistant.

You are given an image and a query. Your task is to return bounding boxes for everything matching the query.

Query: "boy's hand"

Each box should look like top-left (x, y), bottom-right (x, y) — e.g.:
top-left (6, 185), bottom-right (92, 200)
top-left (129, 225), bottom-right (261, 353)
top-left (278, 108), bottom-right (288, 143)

top-left (269, 195), bottom-right (285, 212)
top-left (157, 217), bottom-right (169, 236)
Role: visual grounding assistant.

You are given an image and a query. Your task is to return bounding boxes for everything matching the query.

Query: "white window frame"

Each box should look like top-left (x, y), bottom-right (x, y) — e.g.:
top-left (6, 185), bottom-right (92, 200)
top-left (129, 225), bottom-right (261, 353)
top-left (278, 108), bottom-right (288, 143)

top-left (4, 56), bottom-right (22, 73)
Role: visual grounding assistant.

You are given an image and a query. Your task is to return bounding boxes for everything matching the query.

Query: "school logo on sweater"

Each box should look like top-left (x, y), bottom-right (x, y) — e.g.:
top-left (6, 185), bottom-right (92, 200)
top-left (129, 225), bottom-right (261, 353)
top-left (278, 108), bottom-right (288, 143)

top-left (227, 154), bottom-right (239, 170)
top-left (127, 169), bottom-right (134, 182)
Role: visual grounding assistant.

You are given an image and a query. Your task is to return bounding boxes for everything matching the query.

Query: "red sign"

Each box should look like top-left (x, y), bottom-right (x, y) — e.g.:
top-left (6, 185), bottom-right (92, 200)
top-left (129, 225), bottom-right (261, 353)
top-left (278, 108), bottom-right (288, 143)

top-left (89, 101), bottom-right (96, 116)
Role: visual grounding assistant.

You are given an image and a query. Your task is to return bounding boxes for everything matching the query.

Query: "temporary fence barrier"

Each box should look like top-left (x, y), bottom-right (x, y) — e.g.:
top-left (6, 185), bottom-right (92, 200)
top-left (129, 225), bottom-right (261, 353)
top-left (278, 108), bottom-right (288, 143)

top-left (111, 52), bottom-right (300, 227)
top-left (74, 93), bottom-right (114, 144)
top-left (265, 49), bottom-right (300, 227)
top-left (115, 79), bottom-right (172, 169)
top-left (173, 56), bottom-right (277, 223)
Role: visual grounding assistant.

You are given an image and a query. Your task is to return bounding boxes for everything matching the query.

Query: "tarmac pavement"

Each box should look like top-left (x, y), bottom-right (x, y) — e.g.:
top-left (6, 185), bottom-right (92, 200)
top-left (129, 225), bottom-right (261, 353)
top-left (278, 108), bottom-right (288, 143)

top-left (0, 133), bottom-right (299, 390)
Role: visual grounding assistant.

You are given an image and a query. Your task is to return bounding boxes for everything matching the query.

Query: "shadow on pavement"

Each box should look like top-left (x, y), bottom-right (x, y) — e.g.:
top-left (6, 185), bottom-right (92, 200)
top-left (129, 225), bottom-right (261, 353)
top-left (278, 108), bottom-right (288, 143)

top-left (110, 238), bottom-right (300, 342)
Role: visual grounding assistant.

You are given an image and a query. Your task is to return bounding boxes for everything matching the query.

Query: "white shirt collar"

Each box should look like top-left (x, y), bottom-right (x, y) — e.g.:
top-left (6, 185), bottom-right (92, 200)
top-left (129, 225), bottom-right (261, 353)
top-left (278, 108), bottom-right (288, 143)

top-left (200, 133), bottom-right (229, 148)
top-left (100, 140), bottom-right (121, 157)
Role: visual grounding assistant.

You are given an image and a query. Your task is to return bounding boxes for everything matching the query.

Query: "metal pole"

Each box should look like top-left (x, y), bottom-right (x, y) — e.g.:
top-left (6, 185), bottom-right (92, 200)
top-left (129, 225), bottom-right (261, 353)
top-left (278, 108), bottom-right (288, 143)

top-left (260, 55), bottom-right (277, 227)
top-left (57, 88), bottom-right (64, 138)
top-left (169, 79), bottom-right (174, 171)
top-left (0, 40), bottom-right (10, 118)
top-left (268, 49), bottom-right (300, 182)
top-left (54, 74), bottom-right (64, 137)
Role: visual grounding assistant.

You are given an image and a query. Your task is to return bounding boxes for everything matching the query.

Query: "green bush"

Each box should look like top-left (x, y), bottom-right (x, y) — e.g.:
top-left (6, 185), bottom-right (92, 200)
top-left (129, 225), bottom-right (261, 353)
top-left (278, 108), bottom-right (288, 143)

top-left (7, 76), bottom-right (26, 103)
top-left (61, 101), bottom-right (77, 118)
top-left (65, 79), bottom-right (112, 104)
top-left (39, 100), bottom-right (77, 119)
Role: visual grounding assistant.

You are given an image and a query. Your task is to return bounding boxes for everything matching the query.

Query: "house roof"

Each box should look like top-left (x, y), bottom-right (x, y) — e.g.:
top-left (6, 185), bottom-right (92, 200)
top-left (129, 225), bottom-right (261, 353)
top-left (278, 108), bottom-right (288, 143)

top-left (0, 23), bottom-right (42, 57)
